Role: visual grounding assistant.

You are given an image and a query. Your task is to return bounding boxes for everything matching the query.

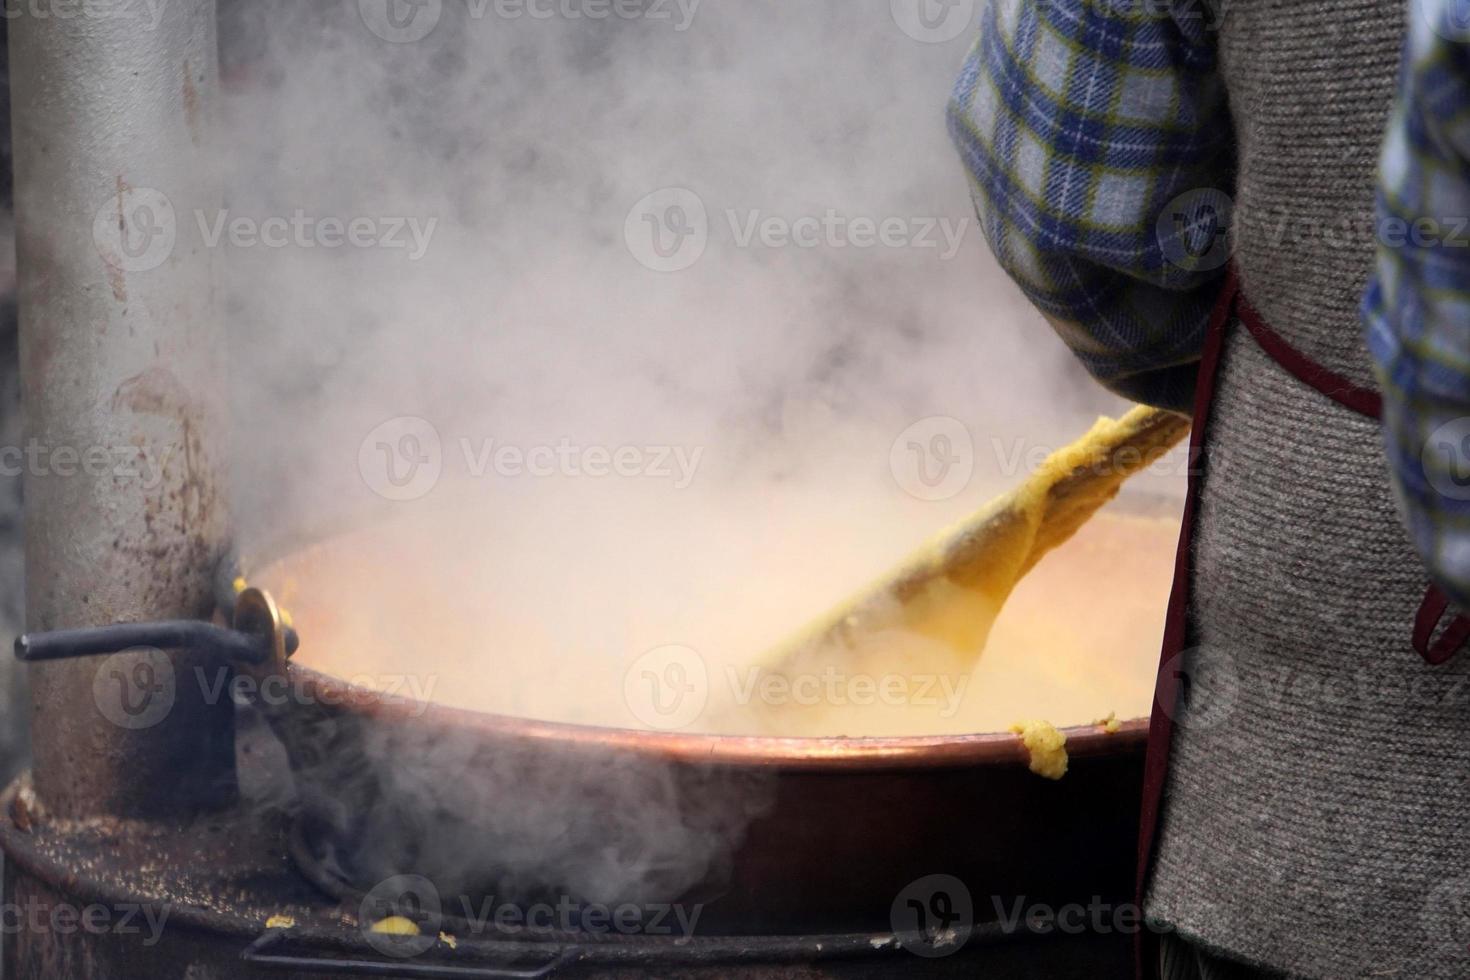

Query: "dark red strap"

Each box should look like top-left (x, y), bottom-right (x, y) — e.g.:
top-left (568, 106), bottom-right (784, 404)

top-left (1135, 265), bottom-right (1240, 980)
top-left (1413, 585), bottom-right (1470, 666)
top-left (1235, 294), bottom-right (1384, 420)
top-left (1236, 298), bottom-right (1470, 665)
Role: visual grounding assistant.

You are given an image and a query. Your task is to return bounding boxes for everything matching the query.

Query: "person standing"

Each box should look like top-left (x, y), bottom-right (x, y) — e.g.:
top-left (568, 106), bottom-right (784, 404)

top-left (950, 1), bottom-right (1470, 977)
top-left (1367, 2), bottom-right (1470, 612)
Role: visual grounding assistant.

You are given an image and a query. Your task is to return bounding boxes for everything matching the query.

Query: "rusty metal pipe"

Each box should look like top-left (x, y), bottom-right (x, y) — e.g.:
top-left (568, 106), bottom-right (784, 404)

top-left (9, 0), bottom-right (232, 819)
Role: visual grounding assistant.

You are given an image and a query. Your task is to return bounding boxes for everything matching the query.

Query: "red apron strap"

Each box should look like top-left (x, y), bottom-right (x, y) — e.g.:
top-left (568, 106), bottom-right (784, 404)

top-left (1237, 294), bottom-right (1470, 666)
top-left (1135, 265), bottom-right (1240, 979)
top-left (1235, 294), bottom-right (1383, 419)
top-left (1413, 585), bottom-right (1470, 666)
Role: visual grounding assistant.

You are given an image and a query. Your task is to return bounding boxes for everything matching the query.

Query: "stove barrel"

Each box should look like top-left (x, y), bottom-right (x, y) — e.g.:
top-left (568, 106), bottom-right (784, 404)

top-left (9, 0), bottom-right (232, 821)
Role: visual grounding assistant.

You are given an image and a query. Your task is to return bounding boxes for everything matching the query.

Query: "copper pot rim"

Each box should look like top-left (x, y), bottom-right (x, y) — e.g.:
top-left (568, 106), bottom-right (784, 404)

top-left (252, 491), bottom-right (1173, 773)
top-left (289, 663), bottom-right (1148, 772)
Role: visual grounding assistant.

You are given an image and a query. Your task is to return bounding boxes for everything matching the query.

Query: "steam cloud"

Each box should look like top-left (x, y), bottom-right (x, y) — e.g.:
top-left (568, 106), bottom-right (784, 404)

top-left (215, 0), bottom-right (1150, 929)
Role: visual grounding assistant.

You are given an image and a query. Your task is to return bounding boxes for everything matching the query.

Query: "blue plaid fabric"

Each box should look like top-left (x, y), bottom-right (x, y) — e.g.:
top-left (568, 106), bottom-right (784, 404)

top-left (947, 0), bottom-right (1234, 412)
top-left (1364, 0), bottom-right (1470, 606)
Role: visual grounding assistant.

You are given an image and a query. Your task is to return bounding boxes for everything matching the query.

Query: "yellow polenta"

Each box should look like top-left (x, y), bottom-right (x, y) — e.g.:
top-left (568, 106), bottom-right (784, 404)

top-left (1009, 720), bottom-right (1068, 780)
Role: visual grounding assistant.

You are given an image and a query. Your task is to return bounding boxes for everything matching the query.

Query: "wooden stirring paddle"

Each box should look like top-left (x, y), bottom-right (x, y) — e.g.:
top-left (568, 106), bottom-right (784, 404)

top-left (763, 406), bottom-right (1190, 673)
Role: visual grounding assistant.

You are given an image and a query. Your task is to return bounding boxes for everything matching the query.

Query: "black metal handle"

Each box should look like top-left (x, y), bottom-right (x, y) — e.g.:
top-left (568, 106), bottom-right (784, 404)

top-left (242, 929), bottom-right (575, 979)
top-left (15, 620), bottom-right (300, 665)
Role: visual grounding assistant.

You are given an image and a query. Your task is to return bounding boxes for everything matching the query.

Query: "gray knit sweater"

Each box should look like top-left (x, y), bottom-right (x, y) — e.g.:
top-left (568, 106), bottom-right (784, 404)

top-left (1146, 3), bottom-right (1470, 977)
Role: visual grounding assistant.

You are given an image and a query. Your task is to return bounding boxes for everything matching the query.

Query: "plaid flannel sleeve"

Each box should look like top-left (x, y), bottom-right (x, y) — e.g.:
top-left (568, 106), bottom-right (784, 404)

top-left (947, 0), bottom-right (1234, 413)
top-left (1364, 0), bottom-right (1470, 607)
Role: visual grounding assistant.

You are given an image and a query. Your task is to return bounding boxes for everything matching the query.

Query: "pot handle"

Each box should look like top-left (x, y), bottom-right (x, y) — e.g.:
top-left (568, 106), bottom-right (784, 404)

top-left (14, 614), bottom-right (299, 665)
top-left (15, 552), bottom-right (300, 665)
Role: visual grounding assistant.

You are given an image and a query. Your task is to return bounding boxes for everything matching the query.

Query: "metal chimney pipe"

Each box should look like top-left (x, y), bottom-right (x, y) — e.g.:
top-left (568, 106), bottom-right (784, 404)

top-left (9, 0), bottom-right (233, 819)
